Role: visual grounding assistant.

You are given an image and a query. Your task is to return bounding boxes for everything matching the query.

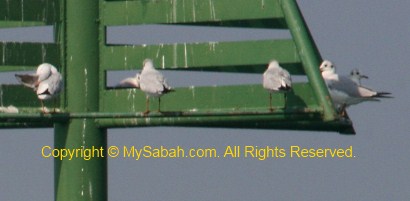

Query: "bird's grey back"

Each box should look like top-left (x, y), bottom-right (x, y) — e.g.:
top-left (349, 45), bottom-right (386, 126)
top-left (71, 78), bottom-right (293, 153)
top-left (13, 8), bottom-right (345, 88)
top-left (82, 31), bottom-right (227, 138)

top-left (140, 69), bottom-right (167, 92)
top-left (328, 75), bottom-right (376, 98)
top-left (15, 74), bottom-right (39, 89)
top-left (263, 67), bottom-right (291, 90)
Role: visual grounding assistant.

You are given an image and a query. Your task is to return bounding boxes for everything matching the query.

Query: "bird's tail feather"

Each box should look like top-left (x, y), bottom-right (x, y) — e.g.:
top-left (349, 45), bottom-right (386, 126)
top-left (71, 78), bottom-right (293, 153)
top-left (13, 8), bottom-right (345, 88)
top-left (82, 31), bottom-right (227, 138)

top-left (15, 74), bottom-right (38, 89)
top-left (374, 92), bottom-right (393, 98)
top-left (164, 88), bottom-right (175, 93)
top-left (279, 85), bottom-right (292, 91)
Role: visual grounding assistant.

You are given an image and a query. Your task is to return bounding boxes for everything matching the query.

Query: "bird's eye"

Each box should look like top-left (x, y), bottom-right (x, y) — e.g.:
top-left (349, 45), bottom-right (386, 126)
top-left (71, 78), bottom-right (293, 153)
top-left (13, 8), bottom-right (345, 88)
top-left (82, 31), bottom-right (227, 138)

top-left (324, 64), bottom-right (328, 67)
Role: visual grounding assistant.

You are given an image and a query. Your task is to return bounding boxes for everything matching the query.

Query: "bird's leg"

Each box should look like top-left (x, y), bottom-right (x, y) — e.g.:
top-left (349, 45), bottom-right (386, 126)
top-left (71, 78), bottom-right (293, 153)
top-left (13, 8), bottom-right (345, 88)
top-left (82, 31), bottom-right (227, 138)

top-left (157, 97), bottom-right (161, 113)
top-left (53, 98), bottom-right (57, 113)
top-left (39, 100), bottom-right (46, 114)
top-left (269, 93), bottom-right (273, 112)
top-left (339, 104), bottom-right (347, 117)
top-left (143, 96), bottom-right (150, 115)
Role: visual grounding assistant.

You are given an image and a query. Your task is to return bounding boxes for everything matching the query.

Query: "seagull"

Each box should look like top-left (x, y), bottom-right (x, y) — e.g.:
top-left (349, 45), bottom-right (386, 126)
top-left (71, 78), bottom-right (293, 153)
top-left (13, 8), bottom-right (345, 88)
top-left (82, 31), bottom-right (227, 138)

top-left (139, 59), bottom-right (174, 114)
top-left (117, 73), bottom-right (141, 88)
top-left (262, 60), bottom-right (292, 111)
top-left (350, 68), bottom-right (368, 85)
top-left (15, 63), bottom-right (63, 113)
top-left (319, 60), bottom-right (391, 114)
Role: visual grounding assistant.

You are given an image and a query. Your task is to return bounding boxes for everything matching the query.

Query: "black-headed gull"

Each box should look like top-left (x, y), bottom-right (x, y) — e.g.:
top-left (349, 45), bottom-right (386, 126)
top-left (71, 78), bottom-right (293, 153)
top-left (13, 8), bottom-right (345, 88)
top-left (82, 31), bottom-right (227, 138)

top-left (262, 60), bottom-right (292, 111)
top-left (320, 60), bottom-right (391, 114)
top-left (139, 59), bottom-right (174, 114)
top-left (118, 73), bottom-right (141, 88)
top-left (350, 68), bottom-right (368, 85)
top-left (15, 63), bottom-right (63, 113)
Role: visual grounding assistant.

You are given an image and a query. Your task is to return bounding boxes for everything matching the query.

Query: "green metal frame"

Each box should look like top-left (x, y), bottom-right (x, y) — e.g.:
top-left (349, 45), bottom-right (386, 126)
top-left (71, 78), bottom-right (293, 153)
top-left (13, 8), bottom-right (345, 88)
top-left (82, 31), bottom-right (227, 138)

top-left (0, 0), bottom-right (355, 200)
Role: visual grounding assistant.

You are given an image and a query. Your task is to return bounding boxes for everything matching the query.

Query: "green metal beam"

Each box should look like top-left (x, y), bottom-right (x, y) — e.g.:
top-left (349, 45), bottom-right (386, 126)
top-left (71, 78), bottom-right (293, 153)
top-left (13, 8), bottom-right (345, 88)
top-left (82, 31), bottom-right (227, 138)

top-left (0, 113), bottom-right (67, 121)
top-left (96, 116), bottom-right (354, 135)
top-left (54, 0), bottom-right (106, 201)
top-left (0, 122), bottom-right (52, 128)
top-left (0, 65), bottom-right (37, 72)
top-left (0, 111), bottom-right (354, 134)
top-left (102, 0), bottom-right (284, 26)
top-left (279, 0), bottom-right (337, 121)
top-left (174, 18), bottom-right (287, 29)
top-left (102, 83), bottom-right (318, 113)
top-left (0, 21), bottom-right (45, 28)
top-left (55, 120), bottom-right (107, 201)
top-left (0, 0), bottom-right (59, 25)
top-left (102, 39), bottom-right (303, 74)
top-left (0, 42), bottom-right (60, 69)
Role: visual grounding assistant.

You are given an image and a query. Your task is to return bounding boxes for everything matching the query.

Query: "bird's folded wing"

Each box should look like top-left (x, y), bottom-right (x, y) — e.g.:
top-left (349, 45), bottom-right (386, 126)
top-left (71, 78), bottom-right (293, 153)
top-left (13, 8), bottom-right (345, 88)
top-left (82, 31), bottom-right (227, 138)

top-left (15, 74), bottom-right (39, 89)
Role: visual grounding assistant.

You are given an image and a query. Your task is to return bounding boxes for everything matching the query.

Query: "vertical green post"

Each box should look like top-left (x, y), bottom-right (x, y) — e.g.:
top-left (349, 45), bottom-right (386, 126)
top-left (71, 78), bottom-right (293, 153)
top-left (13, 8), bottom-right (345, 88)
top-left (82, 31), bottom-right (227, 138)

top-left (54, 0), bottom-right (107, 201)
top-left (280, 0), bottom-right (337, 121)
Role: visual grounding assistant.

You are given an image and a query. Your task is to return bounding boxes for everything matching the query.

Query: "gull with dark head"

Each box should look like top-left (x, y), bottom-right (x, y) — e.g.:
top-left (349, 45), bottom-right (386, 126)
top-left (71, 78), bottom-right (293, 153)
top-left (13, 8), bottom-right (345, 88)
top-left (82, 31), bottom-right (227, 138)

top-left (15, 63), bottom-right (63, 113)
top-left (262, 60), bottom-right (292, 111)
top-left (139, 59), bottom-right (174, 114)
top-left (117, 73), bottom-right (141, 88)
top-left (350, 68), bottom-right (368, 85)
top-left (319, 60), bottom-right (391, 114)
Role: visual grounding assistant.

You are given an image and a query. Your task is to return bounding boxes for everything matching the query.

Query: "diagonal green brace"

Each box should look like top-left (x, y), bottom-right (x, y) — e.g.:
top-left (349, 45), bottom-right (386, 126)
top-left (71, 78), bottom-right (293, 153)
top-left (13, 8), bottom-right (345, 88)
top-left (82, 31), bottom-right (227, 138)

top-left (279, 0), bottom-right (337, 121)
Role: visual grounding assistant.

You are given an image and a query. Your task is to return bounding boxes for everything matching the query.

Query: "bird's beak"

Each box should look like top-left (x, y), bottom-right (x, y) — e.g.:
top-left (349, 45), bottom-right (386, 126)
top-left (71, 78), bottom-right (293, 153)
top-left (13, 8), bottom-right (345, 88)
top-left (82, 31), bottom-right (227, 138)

top-left (361, 75), bottom-right (369, 79)
top-left (319, 68), bottom-right (324, 72)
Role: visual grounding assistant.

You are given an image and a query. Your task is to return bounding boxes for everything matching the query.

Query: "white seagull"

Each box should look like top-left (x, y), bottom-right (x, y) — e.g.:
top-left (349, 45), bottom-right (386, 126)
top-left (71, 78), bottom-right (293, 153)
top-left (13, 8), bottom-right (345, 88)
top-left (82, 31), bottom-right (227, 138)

top-left (139, 59), bottom-right (174, 114)
top-left (262, 60), bottom-right (292, 111)
top-left (350, 68), bottom-right (368, 85)
top-left (319, 60), bottom-right (391, 114)
top-left (15, 63), bottom-right (63, 113)
top-left (117, 73), bottom-right (141, 88)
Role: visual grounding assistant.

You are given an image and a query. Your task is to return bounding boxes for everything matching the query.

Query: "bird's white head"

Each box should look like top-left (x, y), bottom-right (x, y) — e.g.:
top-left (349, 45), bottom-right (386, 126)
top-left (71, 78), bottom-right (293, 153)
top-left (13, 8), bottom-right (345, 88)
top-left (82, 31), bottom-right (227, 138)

top-left (319, 60), bottom-right (335, 73)
top-left (143, 59), bottom-right (154, 70)
top-left (267, 60), bottom-right (280, 69)
top-left (36, 63), bottom-right (53, 82)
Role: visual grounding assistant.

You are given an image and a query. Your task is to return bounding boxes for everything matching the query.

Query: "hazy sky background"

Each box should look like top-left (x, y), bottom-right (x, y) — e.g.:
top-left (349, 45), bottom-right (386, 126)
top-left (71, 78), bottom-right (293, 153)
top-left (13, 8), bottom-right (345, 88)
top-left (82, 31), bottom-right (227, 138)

top-left (1, 0), bottom-right (409, 200)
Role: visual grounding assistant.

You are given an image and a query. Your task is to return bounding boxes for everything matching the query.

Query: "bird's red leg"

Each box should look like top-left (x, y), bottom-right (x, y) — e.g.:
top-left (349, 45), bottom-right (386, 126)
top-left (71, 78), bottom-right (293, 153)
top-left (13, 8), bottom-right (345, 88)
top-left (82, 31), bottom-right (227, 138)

top-left (339, 104), bottom-right (347, 117)
top-left (158, 98), bottom-right (161, 113)
top-left (143, 96), bottom-right (150, 115)
top-left (40, 100), bottom-right (46, 113)
top-left (53, 99), bottom-right (57, 113)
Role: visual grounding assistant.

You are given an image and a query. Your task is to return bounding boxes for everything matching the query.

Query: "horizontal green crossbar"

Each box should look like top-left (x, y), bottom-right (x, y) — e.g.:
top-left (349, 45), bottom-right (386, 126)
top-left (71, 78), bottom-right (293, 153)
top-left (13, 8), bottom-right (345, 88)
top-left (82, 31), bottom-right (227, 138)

top-left (0, 111), bottom-right (354, 134)
top-left (95, 115), bottom-right (354, 134)
top-left (0, 0), bottom-right (59, 26)
top-left (0, 65), bottom-right (37, 72)
top-left (0, 42), bottom-right (60, 70)
top-left (0, 21), bottom-right (46, 28)
top-left (174, 18), bottom-right (287, 29)
top-left (102, 0), bottom-right (283, 26)
top-left (0, 122), bottom-right (52, 128)
top-left (102, 39), bottom-right (303, 74)
top-left (101, 83), bottom-right (318, 113)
